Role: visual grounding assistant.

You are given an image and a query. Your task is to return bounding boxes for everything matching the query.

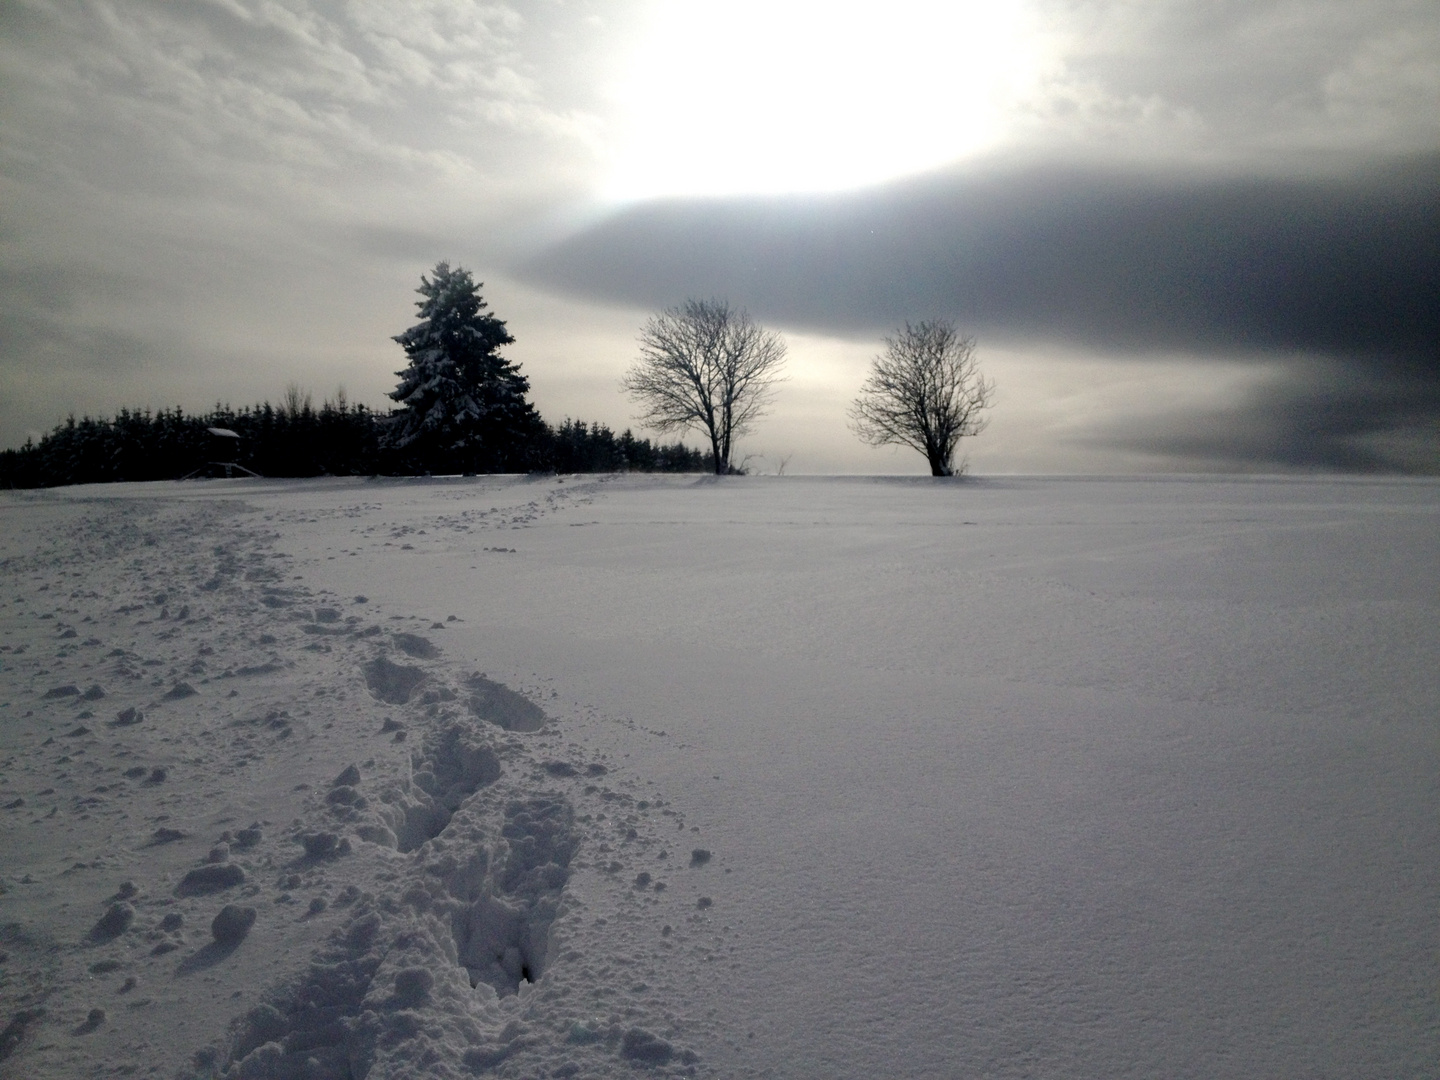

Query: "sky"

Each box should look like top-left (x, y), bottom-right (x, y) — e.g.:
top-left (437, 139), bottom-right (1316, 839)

top-left (2, 0), bottom-right (1437, 473)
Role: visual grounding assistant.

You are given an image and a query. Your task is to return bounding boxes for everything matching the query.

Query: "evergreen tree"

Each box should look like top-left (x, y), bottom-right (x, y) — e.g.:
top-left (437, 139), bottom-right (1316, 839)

top-left (387, 263), bottom-right (540, 472)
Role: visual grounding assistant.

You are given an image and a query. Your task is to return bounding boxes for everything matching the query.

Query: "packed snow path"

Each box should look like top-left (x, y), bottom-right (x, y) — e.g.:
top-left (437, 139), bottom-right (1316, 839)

top-left (1, 474), bottom-right (1436, 1079)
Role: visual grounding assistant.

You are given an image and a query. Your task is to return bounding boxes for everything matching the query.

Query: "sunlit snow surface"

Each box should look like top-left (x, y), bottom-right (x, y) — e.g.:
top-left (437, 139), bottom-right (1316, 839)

top-left (1, 474), bottom-right (1436, 1078)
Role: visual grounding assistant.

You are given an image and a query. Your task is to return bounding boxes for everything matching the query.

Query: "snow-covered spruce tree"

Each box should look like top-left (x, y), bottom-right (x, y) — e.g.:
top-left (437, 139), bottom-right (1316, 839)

top-left (387, 263), bottom-right (541, 473)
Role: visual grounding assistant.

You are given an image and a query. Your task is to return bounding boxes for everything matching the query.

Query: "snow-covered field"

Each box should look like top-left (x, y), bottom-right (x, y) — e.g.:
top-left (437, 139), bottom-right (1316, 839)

top-left (1, 473), bottom-right (1437, 1080)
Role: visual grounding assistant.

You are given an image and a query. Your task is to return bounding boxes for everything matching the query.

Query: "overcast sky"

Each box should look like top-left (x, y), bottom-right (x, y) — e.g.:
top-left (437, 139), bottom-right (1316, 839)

top-left (3, 0), bottom-right (1437, 473)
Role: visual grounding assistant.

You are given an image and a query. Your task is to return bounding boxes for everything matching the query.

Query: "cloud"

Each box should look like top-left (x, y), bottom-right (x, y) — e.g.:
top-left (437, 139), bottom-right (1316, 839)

top-left (522, 155), bottom-right (1439, 356)
top-left (0, 0), bottom-right (598, 206)
top-left (1018, 0), bottom-right (1440, 161)
top-left (1095, 358), bottom-right (1440, 473)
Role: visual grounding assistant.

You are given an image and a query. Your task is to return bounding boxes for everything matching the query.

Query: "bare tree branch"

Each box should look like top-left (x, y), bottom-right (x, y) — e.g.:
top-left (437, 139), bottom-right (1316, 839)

top-left (623, 299), bottom-right (787, 474)
top-left (849, 322), bottom-right (994, 476)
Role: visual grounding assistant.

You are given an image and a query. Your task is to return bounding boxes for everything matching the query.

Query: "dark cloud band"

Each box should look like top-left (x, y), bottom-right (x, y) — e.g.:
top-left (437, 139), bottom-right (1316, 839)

top-left (523, 154), bottom-right (1439, 361)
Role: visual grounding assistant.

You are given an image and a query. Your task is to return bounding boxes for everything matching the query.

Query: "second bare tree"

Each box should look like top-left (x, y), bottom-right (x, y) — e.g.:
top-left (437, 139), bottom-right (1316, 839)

top-left (850, 321), bottom-right (993, 476)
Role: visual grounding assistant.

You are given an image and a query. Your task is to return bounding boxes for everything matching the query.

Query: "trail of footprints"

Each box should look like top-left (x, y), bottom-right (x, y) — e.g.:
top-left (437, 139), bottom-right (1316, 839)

top-left (0, 491), bottom-right (732, 1079)
top-left (294, 476), bottom-right (605, 558)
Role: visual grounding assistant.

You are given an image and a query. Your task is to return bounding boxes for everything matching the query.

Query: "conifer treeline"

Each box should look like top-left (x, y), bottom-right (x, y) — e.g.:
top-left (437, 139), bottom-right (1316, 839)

top-left (0, 401), bottom-right (710, 488)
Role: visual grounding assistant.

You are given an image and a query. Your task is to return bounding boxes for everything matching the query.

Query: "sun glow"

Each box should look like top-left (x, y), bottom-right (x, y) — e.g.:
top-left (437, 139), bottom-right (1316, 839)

top-left (604, 0), bottom-right (1045, 201)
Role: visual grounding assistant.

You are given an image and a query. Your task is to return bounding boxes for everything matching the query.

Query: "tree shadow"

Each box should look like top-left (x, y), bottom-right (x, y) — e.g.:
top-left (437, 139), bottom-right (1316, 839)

top-left (71, 1010), bottom-right (105, 1036)
top-left (176, 938), bottom-right (243, 976)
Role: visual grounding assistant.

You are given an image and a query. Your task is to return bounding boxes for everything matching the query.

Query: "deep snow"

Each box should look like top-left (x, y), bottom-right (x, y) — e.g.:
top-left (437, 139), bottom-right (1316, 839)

top-left (1, 474), bottom-right (1436, 1079)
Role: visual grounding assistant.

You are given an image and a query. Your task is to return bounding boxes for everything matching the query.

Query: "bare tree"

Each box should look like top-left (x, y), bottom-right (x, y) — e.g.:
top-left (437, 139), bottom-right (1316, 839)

top-left (623, 299), bottom-right (786, 474)
top-left (850, 322), bottom-right (993, 476)
top-left (282, 382), bottom-right (313, 420)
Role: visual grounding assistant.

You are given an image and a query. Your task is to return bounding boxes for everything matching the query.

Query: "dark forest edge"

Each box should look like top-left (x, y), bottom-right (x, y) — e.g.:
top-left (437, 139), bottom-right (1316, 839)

top-left (0, 402), bottom-right (712, 489)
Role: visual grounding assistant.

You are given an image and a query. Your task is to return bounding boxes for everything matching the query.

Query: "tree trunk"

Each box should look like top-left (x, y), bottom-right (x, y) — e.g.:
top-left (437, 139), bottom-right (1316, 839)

top-left (927, 441), bottom-right (950, 476)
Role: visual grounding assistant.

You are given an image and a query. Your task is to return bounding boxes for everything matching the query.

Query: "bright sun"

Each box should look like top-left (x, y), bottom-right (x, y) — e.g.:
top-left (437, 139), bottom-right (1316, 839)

top-left (603, 0), bottom-right (1045, 201)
